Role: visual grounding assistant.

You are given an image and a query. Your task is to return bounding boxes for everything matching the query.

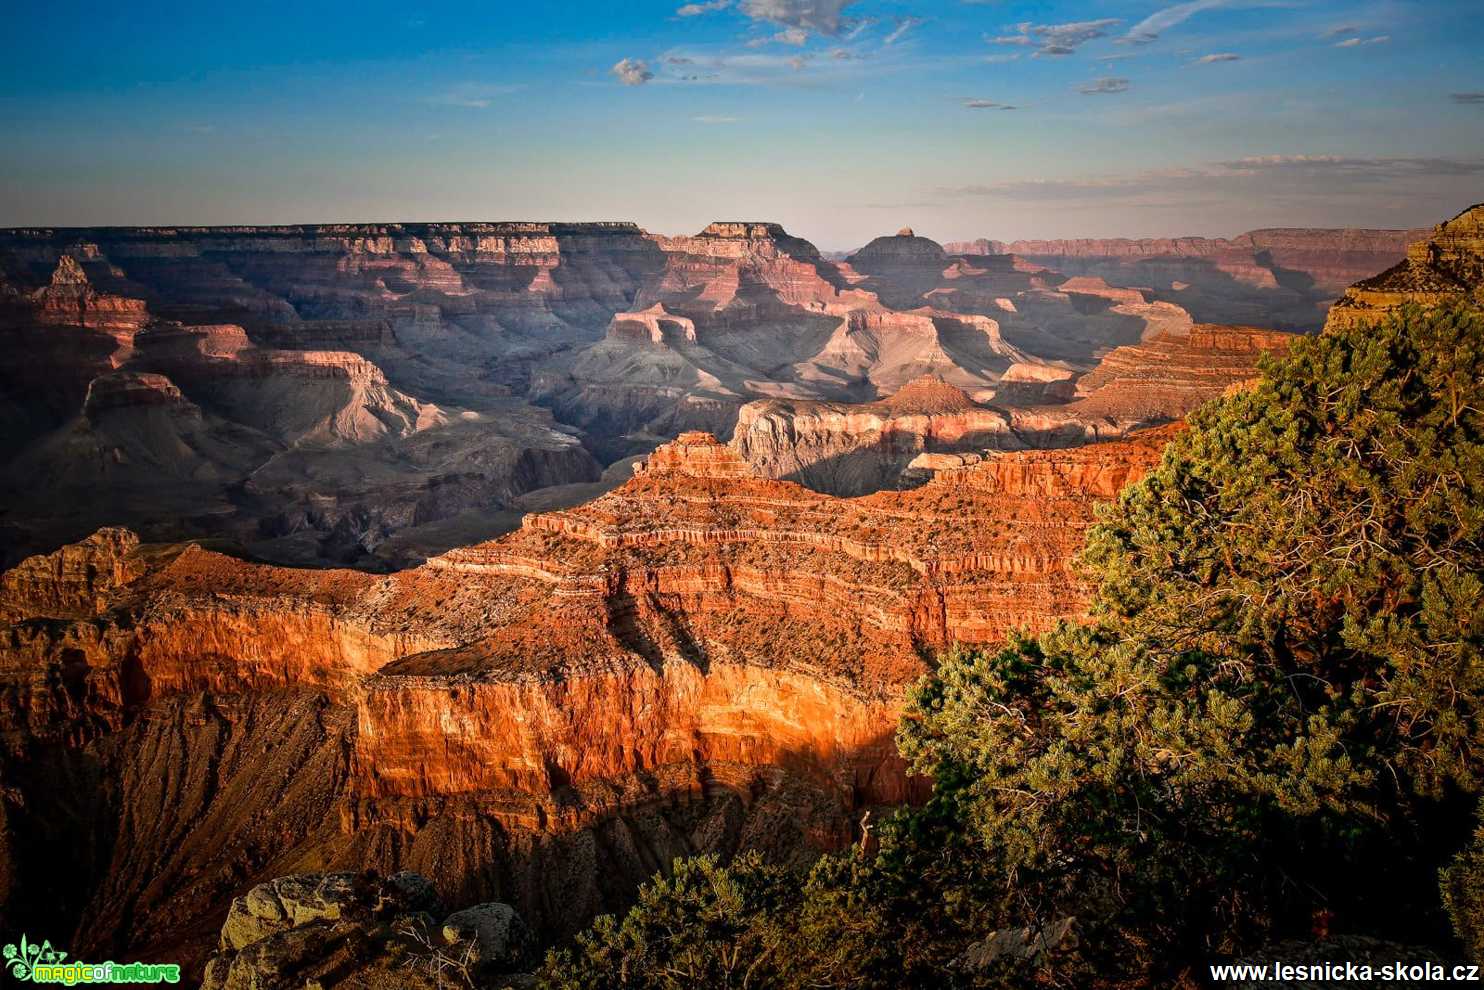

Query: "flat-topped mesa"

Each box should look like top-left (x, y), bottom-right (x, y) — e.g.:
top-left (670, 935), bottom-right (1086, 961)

top-left (2, 220), bottom-right (649, 245)
top-left (606, 303), bottom-right (698, 345)
top-left (1326, 203), bottom-right (1484, 331)
top-left (936, 425), bottom-right (1176, 498)
top-left (82, 371), bottom-right (190, 416)
top-left (633, 430), bottom-right (753, 479)
top-left (1056, 324), bottom-right (1293, 419)
top-left (883, 374), bottom-right (977, 415)
top-left (698, 221), bottom-right (802, 241)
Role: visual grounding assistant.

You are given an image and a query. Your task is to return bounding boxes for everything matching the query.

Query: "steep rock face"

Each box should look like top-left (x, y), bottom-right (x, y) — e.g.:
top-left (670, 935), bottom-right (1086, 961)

top-left (0, 426), bottom-right (1172, 969)
top-left (0, 527), bottom-right (143, 622)
top-left (1026, 324), bottom-right (1295, 434)
top-left (946, 227), bottom-right (1426, 330)
top-left (733, 375), bottom-right (1017, 494)
top-left (1325, 204), bottom-right (1484, 330)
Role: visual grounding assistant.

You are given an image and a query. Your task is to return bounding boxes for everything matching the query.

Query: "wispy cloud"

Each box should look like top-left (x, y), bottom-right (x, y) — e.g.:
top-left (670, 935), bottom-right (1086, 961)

top-left (884, 16), bottom-right (925, 45)
top-left (990, 19), bottom-right (1120, 57)
top-left (1452, 92), bottom-right (1484, 105)
top-left (1194, 52), bottom-right (1242, 63)
top-left (1124, 0), bottom-right (1230, 44)
top-left (693, 114), bottom-right (741, 123)
top-left (1321, 24), bottom-right (1358, 39)
top-left (677, 0), bottom-right (732, 15)
top-left (1335, 35), bottom-right (1389, 48)
top-left (427, 83), bottom-right (524, 108)
top-left (1078, 76), bottom-right (1130, 94)
top-left (963, 98), bottom-right (1017, 109)
top-left (612, 58), bottom-right (655, 85)
top-left (654, 47), bottom-right (873, 86)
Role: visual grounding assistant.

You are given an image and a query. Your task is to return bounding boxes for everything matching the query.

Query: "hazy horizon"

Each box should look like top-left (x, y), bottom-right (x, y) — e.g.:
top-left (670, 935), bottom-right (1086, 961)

top-left (4, 0), bottom-right (1481, 248)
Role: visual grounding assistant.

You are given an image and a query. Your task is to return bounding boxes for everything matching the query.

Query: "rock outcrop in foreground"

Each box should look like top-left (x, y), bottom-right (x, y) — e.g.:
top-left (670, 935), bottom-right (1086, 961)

top-left (0, 427), bottom-right (1172, 976)
top-left (201, 870), bottom-right (533, 990)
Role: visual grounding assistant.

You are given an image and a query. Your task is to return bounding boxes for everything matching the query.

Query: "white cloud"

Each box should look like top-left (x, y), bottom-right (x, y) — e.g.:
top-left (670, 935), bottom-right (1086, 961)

top-left (1195, 52), bottom-right (1242, 63)
top-left (1334, 35), bottom-right (1389, 48)
top-left (677, 0), bottom-right (731, 14)
top-left (612, 58), bottom-right (655, 85)
top-left (693, 114), bottom-right (741, 123)
top-left (963, 98), bottom-right (1017, 109)
top-left (747, 26), bottom-right (809, 45)
top-left (739, 0), bottom-right (861, 36)
top-left (1078, 76), bottom-right (1130, 94)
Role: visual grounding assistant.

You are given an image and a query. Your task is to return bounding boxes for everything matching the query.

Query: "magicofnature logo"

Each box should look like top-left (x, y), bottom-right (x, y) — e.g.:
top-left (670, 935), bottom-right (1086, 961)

top-left (4, 934), bottom-right (179, 985)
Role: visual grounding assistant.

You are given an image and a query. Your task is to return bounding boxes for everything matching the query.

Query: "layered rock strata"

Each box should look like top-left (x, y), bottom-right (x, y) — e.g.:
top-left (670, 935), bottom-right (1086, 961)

top-left (0, 427), bottom-right (1172, 973)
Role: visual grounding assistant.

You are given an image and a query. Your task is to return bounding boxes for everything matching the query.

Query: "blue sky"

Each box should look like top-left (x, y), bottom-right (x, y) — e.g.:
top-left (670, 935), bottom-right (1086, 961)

top-left (1, 0), bottom-right (1480, 247)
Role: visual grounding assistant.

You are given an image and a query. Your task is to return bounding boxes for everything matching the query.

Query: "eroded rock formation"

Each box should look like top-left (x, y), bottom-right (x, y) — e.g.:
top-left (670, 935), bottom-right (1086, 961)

top-left (1325, 203), bottom-right (1484, 330)
top-left (733, 327), bottom-right (1291, 493)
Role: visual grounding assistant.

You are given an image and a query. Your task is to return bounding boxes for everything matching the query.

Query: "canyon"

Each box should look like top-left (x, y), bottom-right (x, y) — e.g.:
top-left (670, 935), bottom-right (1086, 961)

top-left (4, 208), bottom-right (1473, 981)
top-left (0, 220), bottom-right (1412, 568)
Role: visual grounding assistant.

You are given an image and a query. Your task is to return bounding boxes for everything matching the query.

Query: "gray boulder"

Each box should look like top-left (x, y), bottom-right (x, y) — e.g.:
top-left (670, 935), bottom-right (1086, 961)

top-left (441, 902), bottom-right (535, 972)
